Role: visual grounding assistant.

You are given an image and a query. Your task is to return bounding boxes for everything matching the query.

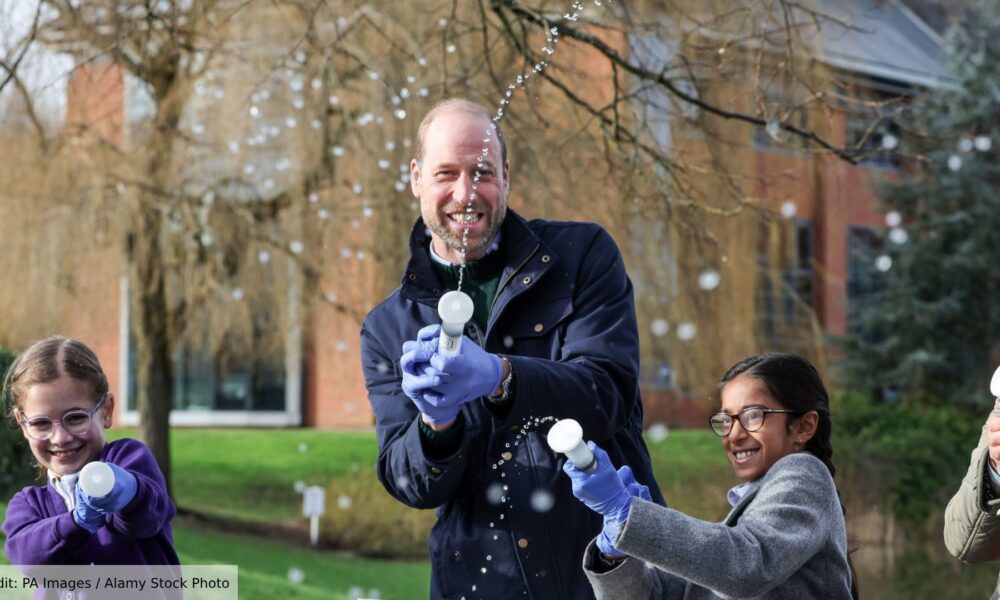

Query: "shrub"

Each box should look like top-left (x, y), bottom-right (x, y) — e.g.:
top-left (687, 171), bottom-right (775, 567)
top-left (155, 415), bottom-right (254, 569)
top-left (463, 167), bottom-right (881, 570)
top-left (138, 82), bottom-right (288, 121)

top-left (832, 392), bottom-right (981, 532)
top-left (321, 473), bottom-right (435, 559)
top-left (0, 345), bottom-right (36, 496)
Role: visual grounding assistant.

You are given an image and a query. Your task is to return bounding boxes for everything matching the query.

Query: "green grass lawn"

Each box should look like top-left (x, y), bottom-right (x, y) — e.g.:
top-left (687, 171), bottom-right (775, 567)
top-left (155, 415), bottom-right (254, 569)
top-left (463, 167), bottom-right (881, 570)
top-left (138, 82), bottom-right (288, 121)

top-left (0, 501), bottom-right (430, 599)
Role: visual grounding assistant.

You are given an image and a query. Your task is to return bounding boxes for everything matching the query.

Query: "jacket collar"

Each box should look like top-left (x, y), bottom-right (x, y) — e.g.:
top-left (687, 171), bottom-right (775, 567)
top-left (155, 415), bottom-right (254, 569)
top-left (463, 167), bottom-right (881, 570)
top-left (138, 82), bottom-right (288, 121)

top-left (400, 208), bottom-right (550, 304)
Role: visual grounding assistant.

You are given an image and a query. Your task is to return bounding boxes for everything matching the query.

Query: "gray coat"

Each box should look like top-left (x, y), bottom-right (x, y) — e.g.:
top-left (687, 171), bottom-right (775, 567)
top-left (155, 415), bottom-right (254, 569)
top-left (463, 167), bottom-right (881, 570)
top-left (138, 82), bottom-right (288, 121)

top-left (583, 452), bottom-right (853, 599)
top-left (943, 400), bottom-right (1000, 599)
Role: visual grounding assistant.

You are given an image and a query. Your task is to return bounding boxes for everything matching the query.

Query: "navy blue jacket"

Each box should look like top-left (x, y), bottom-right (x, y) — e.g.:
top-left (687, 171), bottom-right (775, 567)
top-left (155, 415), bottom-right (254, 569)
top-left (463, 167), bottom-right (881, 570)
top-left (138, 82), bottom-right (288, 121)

top-left (360, 210), bottom-right (664, 600)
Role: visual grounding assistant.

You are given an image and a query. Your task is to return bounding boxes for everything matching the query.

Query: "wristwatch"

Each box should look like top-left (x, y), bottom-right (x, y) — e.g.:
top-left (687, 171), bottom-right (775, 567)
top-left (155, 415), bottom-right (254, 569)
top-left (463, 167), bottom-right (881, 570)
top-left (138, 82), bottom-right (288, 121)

top-left (489, 356), bottom-right (513, 402)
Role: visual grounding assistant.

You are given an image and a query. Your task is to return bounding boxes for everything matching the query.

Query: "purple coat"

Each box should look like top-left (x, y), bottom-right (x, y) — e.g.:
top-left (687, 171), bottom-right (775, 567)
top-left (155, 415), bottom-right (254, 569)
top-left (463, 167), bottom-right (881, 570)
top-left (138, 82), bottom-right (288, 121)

top-left (3, 438), bottom-right (179, 566)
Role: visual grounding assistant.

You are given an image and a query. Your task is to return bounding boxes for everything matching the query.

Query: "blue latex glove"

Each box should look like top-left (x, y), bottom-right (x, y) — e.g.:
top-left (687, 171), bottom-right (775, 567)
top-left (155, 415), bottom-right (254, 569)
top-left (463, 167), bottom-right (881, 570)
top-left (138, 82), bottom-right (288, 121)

top-left (72, 487), bottom-right (104, 533)
top-left (425, 335), bottom-right (504, 406)
top-left (562, 442), bottom-right (637, 556)
top-left (83, 463), bottom-right (138, 513)
top-left (598, 466), bottom-right (653, 557)
top-left (400, 325), bottom-right (457, 425)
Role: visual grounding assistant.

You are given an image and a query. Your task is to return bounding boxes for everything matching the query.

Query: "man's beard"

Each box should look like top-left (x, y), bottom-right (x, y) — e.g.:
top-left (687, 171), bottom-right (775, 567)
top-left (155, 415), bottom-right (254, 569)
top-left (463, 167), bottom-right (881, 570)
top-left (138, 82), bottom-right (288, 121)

top-left (428, 204), bottom-right (506, 261)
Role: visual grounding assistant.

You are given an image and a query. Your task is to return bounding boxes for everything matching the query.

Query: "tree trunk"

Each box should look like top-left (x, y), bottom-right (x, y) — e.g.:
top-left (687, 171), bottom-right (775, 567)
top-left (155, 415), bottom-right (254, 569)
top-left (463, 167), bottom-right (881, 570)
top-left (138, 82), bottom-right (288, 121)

top-left (129, 206), bottom-right (174, 495)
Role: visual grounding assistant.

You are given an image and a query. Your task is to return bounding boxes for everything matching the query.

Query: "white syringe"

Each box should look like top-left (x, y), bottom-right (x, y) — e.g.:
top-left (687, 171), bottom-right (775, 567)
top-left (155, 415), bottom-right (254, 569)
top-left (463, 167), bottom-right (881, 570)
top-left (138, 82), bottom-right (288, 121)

top-left (438, 290), bottom-right (475, 357)
top-left (79, 461), bottom-right (115, 498)
top-left (547, 418), bottom-right (596, 472)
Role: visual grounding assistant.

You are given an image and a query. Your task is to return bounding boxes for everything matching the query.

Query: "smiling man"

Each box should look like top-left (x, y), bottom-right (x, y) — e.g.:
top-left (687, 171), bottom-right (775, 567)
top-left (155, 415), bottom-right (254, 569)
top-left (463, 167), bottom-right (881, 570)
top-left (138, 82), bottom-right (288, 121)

top-left (359, 98), bottom-right (663, 600)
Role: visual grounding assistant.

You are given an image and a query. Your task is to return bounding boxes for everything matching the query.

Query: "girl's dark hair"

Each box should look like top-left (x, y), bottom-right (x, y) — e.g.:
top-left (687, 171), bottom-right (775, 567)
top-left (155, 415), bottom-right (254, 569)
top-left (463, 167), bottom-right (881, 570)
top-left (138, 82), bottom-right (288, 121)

top-left (2, 336), bottom-right (109, 420)
top-left (719, 352), bottom-right (860, 599)
top-left (718, 352), bottom-right (835, 478)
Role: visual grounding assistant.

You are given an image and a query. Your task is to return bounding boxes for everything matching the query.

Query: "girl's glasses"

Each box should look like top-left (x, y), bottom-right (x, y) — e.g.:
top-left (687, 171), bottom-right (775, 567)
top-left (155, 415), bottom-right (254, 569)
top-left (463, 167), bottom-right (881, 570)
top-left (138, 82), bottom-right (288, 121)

top-left (18, 397), bottom-right (106, 441)
top-left (709, 406), bottom-right (801, 437)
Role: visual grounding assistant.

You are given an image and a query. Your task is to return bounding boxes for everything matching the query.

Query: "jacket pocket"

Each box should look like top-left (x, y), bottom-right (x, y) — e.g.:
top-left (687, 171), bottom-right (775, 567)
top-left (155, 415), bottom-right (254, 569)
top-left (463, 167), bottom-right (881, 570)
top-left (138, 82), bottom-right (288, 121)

top-left (501, 295), bottom-right (574, 358)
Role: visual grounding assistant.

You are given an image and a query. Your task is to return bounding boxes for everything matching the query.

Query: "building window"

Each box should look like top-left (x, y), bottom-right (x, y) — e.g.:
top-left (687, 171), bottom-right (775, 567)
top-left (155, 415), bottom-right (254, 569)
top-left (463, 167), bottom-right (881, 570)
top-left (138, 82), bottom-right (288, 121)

top-left (846, 226), bottom-right (885, 331)
top-left (755, 219), bottom-right (814, 351)
top-left (120, 276), bottom-right (302, 426)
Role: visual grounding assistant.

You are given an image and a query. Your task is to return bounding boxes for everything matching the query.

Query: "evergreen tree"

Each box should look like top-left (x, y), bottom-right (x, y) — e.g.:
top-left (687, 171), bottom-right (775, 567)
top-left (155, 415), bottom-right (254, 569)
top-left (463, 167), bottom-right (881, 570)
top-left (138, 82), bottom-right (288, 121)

top-left (839, 3), bottom-right (1000, 405)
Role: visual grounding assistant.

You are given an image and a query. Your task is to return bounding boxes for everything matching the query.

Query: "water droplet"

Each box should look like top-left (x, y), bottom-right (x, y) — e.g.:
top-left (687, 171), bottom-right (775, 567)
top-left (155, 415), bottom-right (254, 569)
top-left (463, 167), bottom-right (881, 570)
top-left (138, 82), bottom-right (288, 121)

top-left (975, 135), bottom-right (992, 151)
top-left (368, 71), bottom-right (380, 80)
top-left (329, 95), bottom-right (340, 105)
top-left (697, 269), bottom-right (721, 291)
top-left (287, 567), bottom-right (305, 584)
top-left (650, 319), bottom-right (669, 336)
top-left (378, 159), bottom-right (391, 169)
top-left (338, 495), bottom-right (352, 510)
top-left (395, 474), bottom-right (410, 488)
top-left (298, 442), bottom-right (308, 453)
top-left (438, 17), bottom-right (448, 27)
top-left (341, 247), bottom-right (353, 259)
top-left (530, 489), bottom-right (555, 512)
top-left (481, 567), bottom-right (487, 574)
top-left (293, 97), bottom-right (305, 110)
top-left (885, 211), bottom-right (901, 228)
top-left (231, 288), bottom-right (244, 301)
top-left (875, 255), bottom-right (892, 272)
top-left (258, 250), bottom-right (271, 264)
top-left (200, 232), bottom-right (214, 246)
top-left (353, 183), bottom-right (363, 195)
top-left (881, 133), bottom-right (898, 150)
top-left (250, 105), bottom-right (260, 118)
top-left (958, 138), bottom-right (974, 153)
top-left (311, 78), bottom-right (322, 90)
top-left (676, 322), bottom-right (697, 341)
top-left (947, 154), bottom-right (963, 172)
top-left (290, 240), bottom-right (304, 254)
top-left (778, 200), bottom-right (797, 218)
top-left (419, 87), bottom-right (429, 97)
top-left (647, 423), bottom-right (669, 443)
top-left (285, 116), bottom-right (297, 128)
top-left (290, 78), bottom-right (304, 92)
top-left (228, 140), bottom-right (240, 154)
top-left (294, 480), bottom-right (306, 493)
top-left (363, 207), bottom-right (374, 218)
top-left (332, 146), bottom-right (345, 157)
top-left (311, 119), bottom-right (322, 129)
top-left (446, 44), bottom-right (456, 54)
top-left (766, 120), bottom-right (781, 140)
top-left (888, 227), bottom-right (908, 245)
top-left (395, 108), bottom-right (407, 120)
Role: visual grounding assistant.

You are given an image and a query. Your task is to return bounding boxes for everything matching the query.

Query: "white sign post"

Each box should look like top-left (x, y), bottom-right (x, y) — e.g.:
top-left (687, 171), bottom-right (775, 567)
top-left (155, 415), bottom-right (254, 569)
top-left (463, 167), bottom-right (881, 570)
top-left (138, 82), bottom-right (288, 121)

top-left (303, 485), bottom-right (326, 546)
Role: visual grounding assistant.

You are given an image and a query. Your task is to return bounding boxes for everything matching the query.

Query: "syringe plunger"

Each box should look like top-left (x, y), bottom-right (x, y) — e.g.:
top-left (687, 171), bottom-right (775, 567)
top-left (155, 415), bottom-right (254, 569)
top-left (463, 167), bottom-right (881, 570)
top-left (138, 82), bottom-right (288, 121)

top-left (79, 461), bottom-right (115, 498)
top-left (547, 418), bottom-right (596, 472)
top-left (438, 291), bottom-right (475, 356)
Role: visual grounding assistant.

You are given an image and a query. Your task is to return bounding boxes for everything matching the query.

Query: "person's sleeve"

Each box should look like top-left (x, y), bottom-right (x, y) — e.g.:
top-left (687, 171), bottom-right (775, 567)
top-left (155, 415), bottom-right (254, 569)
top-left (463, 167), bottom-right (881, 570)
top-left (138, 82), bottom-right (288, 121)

top-left (613, 454), bottom-right (836, 598)
top-left (361, 320), bottom-right (470, 508)
top-left (944, 406), bottom-right (1000, 562)
top-left (2, 489), bottom-right (91, 564)
top-left (104, 440), bottom-right (177, 539)
top-left (582, 538), bottom-right (687, 599)
top-left (499, 227), bottom-right (641, 440)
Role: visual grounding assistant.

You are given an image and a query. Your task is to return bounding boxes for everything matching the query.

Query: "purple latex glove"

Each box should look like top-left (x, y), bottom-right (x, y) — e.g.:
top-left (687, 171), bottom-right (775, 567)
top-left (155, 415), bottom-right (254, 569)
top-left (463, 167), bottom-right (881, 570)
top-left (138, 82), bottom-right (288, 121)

top-left (400, 325), bottom-right (458, 425)
top-left (72, 487), bottom-right (105, 533)
top-left (82, 463), bottom-right (138, 513)
top-left (425, 336), bottom-right (504, 406)
top-left (562, 442), bottom-right (639, 556)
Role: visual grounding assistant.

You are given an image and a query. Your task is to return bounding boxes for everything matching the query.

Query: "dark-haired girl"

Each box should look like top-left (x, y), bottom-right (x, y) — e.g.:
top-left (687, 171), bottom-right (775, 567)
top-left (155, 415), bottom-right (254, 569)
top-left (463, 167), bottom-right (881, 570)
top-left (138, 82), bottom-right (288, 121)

top-left (563, 353), bottom-right (857, 599)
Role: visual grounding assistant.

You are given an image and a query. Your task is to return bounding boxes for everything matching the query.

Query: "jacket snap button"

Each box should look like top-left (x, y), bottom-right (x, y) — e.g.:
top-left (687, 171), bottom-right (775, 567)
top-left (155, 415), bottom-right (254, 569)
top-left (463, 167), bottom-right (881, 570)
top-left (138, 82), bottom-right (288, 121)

top-left (518, 538), bottom-right (529, 548)
top-left (533, 324), bottom-right (543, 333)
top-left (522, 276), bottom-right (532, 285)
top-left (408, 274), bottom-right (416, 281)
top-left (431, 467), bottom-right (442, 475)
top-left (501, 452), bottom-right (513, 461)
top-left (541, 255), bottom-right (550, 263)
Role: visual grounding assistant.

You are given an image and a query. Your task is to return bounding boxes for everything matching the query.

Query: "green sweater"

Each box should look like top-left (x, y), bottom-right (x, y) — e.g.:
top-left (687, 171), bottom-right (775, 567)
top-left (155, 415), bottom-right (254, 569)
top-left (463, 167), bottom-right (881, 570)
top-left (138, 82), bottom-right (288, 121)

top-left (430, 247), bottom-right (505, 332)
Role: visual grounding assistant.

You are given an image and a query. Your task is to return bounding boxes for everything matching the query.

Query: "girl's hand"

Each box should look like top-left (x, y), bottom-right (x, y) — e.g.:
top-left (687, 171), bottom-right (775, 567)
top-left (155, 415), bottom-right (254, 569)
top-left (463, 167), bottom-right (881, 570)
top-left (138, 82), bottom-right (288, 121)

top-left (72, 488), bottom-right (104, 533)
top-left (988, 414), bottom-right (1000, 466)
top-left (85, 463), bottom-right (138, 513)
